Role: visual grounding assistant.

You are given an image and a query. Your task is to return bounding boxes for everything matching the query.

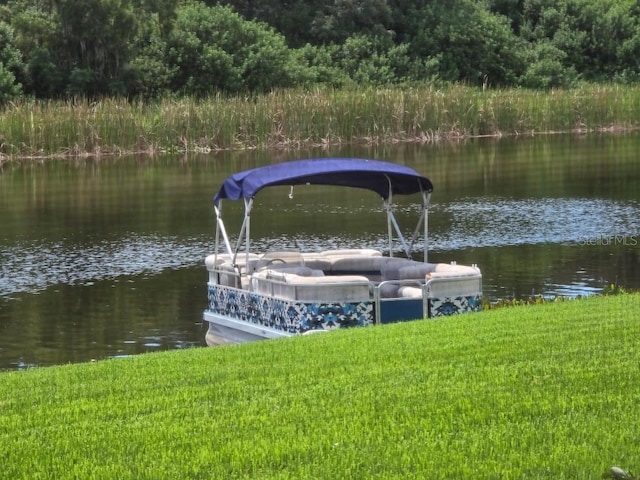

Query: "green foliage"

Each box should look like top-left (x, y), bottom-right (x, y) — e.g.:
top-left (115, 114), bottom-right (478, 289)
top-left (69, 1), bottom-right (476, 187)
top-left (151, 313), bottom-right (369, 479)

top-left (55, 0), bottom-right (137, 95)
top-left (335, 33), bottom-right (416, 85)
top-left (602, 283), bottom-right (631, 296)
top-left (1, 293), bottom-right (639, 478)
top-left (0, 62), bottom-right (21, 102)
top-left (519, 0), bottom-right (640, 85)
top-left (0, 22), bottom-right (23, 74)
top-left (24, 47), bottom-right (65, 98)
top-left (1, 1), bottom-right (63, 97)
top-left (0, 21), bottom-right (23, 101)
top-left (569, 0), bottom-right (639, 80)
top-left (407, 0), bottom-right (525, 86)
top-left (293, 44), bottom-right (351, 88)
top-left (483, 282), bottom-right (636, 310)
top-left (126, 12), bottom-right (175, 99)
top-left (308, 0), bottom-right (392, 45)
top-left (166, 2), bottom-right (300, 95)
top-left (65, 68), bottom-right (94, 97)
top-left (3, 0), bottom-right (640, 97)
top-left (520, 40), bottom-right (578, 89)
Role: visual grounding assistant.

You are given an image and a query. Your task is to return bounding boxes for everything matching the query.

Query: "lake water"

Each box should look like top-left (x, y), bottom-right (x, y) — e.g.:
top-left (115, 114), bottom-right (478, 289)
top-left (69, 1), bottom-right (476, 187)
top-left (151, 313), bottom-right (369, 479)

top-left (1, 134), bottom-right (639, 370)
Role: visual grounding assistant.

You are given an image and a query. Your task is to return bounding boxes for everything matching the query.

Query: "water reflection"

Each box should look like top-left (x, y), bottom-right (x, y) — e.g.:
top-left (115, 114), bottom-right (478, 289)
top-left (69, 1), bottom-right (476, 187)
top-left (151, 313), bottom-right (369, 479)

top-left (1, 134), bottom-right (639, 369)
top-left (0, 268), bottom-right (206, 369)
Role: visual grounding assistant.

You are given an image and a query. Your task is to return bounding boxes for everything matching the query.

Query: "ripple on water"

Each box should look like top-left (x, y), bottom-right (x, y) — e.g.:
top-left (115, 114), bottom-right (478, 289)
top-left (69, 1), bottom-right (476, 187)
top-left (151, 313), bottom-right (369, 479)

top-left (1, 197), bottom-right (638, 298)
top-left (0, 234), bottom-right (212, 297)
top-left (431, 197), bottom-right (640, 249)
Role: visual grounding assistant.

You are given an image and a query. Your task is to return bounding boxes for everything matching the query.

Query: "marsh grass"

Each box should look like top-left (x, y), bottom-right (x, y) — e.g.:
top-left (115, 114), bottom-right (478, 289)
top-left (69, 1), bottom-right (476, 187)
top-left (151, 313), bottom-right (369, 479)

top-left (1, 293), bottom-right (639, 479)
top-left (1, 83), bottom-right (639, 159)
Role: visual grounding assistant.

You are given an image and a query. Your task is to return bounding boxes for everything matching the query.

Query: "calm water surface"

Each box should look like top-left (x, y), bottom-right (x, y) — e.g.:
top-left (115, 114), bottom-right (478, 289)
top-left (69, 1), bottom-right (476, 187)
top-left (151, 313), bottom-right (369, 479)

top-left (1, 135), bottom-right (639, 369)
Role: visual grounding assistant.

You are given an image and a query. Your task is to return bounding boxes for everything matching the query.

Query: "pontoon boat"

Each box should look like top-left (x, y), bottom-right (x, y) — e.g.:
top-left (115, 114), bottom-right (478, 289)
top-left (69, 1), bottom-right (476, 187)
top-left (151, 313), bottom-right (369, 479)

top-left (203, 158), bottom-right (482, 345)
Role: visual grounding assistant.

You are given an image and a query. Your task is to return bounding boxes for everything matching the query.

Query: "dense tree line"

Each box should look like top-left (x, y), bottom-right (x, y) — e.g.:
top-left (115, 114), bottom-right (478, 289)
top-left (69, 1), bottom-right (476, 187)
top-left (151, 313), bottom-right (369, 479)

top-left (1, 0), bottom-right (639, 101)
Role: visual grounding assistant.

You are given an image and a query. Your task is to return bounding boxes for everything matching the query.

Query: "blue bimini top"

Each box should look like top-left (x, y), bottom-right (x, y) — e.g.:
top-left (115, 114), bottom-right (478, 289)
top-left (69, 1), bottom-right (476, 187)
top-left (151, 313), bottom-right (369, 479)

top-left (213, 158), bottom-right (433, 206)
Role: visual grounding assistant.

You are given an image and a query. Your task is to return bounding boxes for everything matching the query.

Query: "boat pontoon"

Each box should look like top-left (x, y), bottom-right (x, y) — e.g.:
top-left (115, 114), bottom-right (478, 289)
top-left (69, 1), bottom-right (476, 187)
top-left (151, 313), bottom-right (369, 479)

top-left (203, 158), bottom-right (482, 345)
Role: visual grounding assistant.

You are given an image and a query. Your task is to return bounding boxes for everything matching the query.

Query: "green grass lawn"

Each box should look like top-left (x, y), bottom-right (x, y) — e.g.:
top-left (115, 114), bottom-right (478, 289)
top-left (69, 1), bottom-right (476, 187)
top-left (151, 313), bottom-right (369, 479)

top-left (1, 294), bottom-right (639, 479)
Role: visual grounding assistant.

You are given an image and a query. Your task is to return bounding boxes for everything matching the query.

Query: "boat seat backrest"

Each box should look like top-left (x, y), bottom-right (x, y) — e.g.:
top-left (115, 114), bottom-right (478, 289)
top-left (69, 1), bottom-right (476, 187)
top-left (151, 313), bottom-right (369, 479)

top-left (380, 259), bottom-right (436, 281)
top-left (329, 256), bottom-right (392, 277)
top-left (396, 262), bottom-right (438, 281)
top-left (302, 258), bottom-right (333, 271)
top-left (398, 286), bottom-right (424, 298)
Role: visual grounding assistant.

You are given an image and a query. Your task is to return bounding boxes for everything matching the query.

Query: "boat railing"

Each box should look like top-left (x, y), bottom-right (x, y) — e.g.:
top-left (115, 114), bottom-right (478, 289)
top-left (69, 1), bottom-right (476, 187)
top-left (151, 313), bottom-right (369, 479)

top-left (373, 278), bottom-right (426, 324)
top-left (206, 251), bottom-right (482, 308)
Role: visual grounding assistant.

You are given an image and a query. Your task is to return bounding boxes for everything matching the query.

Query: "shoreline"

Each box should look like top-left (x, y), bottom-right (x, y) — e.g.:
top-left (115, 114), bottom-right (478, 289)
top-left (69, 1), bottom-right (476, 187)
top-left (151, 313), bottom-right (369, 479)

top-left (2, 124), bottom-right (638, 163)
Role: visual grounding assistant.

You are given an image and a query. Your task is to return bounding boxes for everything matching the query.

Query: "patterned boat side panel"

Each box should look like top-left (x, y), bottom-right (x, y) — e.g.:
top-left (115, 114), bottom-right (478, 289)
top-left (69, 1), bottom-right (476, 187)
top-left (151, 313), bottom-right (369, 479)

top-left (207, 284), bottom-right (374, 334)
top-left (429, 295), bottom-right (483, 316)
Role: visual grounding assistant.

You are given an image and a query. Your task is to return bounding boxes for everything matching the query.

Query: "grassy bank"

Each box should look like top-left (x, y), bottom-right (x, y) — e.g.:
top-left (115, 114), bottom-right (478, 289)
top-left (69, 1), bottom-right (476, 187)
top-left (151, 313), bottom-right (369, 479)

top-left (1, 294), bottom-right (639, 479)
top-left (1, 83), bottom-right (639, 160)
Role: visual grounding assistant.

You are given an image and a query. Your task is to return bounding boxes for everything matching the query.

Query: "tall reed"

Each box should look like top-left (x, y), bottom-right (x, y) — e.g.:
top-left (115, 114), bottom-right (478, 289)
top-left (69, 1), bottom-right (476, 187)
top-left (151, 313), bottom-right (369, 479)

top-left (1, 83), bottom-right (639, 159)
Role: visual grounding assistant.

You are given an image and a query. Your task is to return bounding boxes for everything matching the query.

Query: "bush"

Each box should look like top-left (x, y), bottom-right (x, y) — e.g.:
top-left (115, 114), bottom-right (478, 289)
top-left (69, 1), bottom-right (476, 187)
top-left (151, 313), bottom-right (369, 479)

top-left (0, 22), bottom-right (23, 102)
top-left (0, 62), bottom-right (22, 102)
top-left (520, 41), bottom-right (578, 89)
top-left (166, 2), bottom-right (303, 95)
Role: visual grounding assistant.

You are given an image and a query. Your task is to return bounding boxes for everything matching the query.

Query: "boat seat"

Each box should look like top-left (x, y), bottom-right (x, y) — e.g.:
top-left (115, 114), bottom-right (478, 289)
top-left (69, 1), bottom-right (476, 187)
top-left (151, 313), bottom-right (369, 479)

top-left (398, 286), bottom-right (423, 298)
top-left (251, 269), bottom-right (370, 302)
top-left (379, 283), bottom-right (400, 298)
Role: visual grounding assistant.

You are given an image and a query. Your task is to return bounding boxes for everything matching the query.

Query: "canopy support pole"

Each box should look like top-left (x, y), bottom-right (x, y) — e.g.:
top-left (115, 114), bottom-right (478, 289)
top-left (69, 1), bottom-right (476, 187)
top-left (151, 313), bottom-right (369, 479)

top-left (423, 192), bottom-right (430, 262)
top-left (383, 174), bottom-right (414, 259)
top-left (231, 198), bottom-right (253, 266)
top-left (386, 205), bottom-right (412, 259)
top-left (386, 198), bottom-right (393, 258)
top-left (214, 202), bottom-right (234, 259)
top-left (407, 191), bottom-right (431, 262)
top-left (385, 176), bottom-right (394, 257)
top-left (383, 190), bottom-right (412, 258)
